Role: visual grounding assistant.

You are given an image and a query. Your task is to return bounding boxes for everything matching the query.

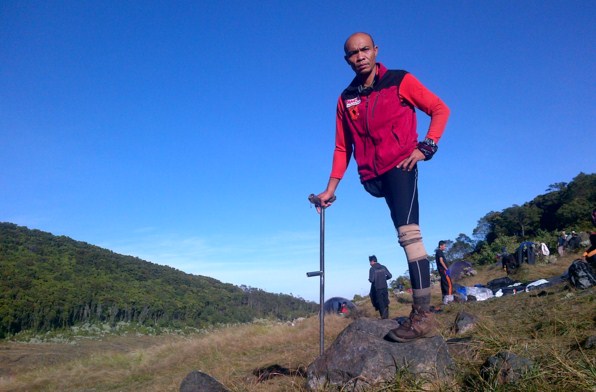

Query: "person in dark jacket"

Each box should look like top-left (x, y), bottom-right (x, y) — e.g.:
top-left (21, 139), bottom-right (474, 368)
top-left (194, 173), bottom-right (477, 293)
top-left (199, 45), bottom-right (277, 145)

top-left (368, 255), bottom-right (392, 319)
top-left (314, 32), bottom-right (450, 342)
top-left (435, 241), bottom-right (453, 304)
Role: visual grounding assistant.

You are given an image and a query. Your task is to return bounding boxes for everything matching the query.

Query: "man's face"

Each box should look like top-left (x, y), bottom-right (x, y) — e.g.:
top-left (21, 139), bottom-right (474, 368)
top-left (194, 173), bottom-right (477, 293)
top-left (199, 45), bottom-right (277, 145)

top-left (440, 244), bottom-right (446, 251)
top-left (344, 34), bottom-right (378, 77)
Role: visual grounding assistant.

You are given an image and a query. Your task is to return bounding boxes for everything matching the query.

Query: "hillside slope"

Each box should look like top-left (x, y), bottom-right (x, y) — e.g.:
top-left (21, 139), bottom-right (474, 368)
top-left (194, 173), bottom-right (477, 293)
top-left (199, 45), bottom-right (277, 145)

top-left (0, 222), bottom-right (317, 337)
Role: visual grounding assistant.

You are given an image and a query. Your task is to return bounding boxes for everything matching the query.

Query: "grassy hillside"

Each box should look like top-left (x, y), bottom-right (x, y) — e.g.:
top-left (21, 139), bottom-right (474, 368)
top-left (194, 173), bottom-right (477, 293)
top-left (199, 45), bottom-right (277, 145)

top-left (1, 252), bottom-right (593, 391)
top-left (0, 222), bottom-right (317, 338)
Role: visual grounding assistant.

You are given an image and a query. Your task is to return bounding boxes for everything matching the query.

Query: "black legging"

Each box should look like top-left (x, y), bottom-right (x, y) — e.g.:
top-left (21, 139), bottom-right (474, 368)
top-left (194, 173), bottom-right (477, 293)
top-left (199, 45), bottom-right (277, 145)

top-left (381, 166), bottom-right (419, 228)
top-left (364, 166), bottom-right (430, 290)
top-left (363, 166), bottom-right (419, 228)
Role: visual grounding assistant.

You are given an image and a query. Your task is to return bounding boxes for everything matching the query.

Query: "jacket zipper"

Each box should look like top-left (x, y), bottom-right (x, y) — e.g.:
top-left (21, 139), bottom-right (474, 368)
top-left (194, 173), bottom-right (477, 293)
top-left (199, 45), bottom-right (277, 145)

top-left (366, 92), bottom-right (382, 176)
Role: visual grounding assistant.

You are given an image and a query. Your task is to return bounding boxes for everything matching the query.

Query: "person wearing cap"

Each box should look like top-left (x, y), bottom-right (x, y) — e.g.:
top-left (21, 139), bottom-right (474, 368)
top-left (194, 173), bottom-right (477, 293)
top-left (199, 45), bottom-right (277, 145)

top-left (368, 255), bottom-right (392, 319)
top-left (314, 32), bottom-right (450, 342)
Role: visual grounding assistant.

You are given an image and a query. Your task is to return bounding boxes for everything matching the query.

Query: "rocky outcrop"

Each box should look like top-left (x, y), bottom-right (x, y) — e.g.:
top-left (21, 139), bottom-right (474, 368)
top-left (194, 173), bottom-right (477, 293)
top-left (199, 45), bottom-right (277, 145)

top-left (306, 318), bottom-right (454, 390)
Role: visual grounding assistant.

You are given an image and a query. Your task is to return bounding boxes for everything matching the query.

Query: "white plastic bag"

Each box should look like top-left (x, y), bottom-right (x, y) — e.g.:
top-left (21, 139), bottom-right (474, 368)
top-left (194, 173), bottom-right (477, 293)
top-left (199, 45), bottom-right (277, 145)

top-left (464, 286), bottom-right (494, 301)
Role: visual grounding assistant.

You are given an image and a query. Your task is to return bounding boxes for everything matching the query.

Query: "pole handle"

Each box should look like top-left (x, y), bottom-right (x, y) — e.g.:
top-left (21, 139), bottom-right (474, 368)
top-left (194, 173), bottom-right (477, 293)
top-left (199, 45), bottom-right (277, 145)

top-left (308, 194), bottom-right (336, 208)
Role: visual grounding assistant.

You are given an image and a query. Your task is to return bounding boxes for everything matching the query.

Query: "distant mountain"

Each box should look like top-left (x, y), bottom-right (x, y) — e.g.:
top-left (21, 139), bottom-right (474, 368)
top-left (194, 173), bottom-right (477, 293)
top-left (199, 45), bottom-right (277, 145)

top-left (0, 223), bottom-right (317, 338)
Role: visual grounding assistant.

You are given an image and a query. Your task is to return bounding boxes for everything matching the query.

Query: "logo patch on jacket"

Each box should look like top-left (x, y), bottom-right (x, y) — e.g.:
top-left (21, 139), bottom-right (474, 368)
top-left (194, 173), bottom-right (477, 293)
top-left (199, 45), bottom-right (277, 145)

top-left (345, 97), bottom-right (361, 108)
top-left (345, 97), bottom-right (361, 120)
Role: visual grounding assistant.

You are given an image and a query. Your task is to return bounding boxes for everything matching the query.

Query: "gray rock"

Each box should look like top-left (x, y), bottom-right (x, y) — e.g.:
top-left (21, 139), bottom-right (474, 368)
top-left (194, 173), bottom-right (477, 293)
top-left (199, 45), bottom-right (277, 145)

top-left (584, 335), bottom-right (596, 349)
top-left (453, 311), bottom-right (477, 335)
top-left (306, 318), bottom-right (454, 390)
top-left (481, 351), bottom-right (534, 384)
top-left (179, 370), bottom-right (230, 392)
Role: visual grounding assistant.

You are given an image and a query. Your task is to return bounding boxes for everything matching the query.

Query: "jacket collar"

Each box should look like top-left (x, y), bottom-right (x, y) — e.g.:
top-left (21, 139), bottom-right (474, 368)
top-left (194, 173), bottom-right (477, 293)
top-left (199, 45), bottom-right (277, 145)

top-left (345, 63), bottom-right (387, 96)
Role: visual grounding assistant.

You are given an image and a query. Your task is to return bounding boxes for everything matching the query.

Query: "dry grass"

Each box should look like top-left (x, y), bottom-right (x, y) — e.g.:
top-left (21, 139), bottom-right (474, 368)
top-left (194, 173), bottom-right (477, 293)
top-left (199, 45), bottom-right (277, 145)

top-left (0, 254), bottom-right (594, 391)
top-left (0, 317), bottom-right (353, 392)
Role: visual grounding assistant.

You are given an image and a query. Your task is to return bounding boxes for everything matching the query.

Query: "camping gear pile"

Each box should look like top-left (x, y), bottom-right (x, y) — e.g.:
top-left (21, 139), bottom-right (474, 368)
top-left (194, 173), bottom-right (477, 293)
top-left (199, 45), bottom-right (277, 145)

top-left (451, 271), bottom-right (572, 303)
top-left (451, 259), bottom-right (593, 303)
top-left (566, 259), bottom-right (596, 289)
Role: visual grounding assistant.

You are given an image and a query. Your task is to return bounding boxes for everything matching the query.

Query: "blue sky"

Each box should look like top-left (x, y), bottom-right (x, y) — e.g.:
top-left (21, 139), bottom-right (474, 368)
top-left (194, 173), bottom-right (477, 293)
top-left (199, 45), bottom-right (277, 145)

top-left (1, 1), bottom-right (594, 302)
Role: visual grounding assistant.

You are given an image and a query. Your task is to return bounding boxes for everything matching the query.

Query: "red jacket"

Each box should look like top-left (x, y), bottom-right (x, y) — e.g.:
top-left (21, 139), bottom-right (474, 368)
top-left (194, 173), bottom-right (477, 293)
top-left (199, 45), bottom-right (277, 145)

top-left (330, 63), bottom-right (450, 182)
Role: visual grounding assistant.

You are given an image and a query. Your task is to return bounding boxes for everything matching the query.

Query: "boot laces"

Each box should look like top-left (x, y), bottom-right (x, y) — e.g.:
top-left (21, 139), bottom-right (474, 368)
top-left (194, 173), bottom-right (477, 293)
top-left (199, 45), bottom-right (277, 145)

top-left (410, 309), bottom-right (428, 324)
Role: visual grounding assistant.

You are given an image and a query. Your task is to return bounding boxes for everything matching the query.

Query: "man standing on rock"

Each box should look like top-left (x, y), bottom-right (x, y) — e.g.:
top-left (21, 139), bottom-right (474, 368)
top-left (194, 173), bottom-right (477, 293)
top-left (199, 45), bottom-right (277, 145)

top-left (314, 32), bottom-right (450, 342)
top-left (368, 255), bottom-right (392, 319)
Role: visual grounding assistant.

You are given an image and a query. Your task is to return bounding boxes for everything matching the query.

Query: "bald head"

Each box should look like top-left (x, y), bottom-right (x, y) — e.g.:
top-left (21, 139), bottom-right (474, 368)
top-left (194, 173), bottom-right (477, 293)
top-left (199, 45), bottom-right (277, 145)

top-left (344, 32), bottom-right (375, 54)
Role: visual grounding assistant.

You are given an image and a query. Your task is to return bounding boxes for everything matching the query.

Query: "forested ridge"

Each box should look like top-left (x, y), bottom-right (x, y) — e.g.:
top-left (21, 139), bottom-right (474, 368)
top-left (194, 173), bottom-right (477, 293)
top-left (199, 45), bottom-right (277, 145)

top-left (433, 172), bottom-right (595, 265)
top-left (0, 224), bottom-right (317, 338)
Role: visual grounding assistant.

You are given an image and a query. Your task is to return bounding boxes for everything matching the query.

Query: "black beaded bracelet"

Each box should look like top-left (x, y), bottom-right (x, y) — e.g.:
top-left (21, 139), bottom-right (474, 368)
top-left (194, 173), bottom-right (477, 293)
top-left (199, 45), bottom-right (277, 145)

top-left (417, 138), bottom-right (438, 161)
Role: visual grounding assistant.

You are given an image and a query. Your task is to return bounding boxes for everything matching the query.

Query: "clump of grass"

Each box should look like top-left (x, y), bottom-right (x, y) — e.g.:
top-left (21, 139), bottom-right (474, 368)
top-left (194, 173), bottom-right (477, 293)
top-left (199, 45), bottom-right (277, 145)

top-left (438, 256), bottom-right (595, 392)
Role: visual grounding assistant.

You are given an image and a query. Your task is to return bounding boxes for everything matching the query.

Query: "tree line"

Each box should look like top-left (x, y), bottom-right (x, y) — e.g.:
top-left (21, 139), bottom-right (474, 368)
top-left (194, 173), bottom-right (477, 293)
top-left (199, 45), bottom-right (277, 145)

top-left (440, 172), bottom-right (595, 265)
top-left (0, 224), bottom-right (317, 338)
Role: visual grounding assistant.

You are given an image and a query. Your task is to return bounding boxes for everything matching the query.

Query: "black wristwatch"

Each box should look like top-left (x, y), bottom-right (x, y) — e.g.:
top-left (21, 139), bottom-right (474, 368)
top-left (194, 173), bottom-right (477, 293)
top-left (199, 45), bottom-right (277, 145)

top-left (417, 138), bottom-right (438, 161)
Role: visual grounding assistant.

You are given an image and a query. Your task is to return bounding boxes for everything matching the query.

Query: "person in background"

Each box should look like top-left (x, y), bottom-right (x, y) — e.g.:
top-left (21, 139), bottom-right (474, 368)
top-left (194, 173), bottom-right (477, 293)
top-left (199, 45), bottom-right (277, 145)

top-left (368, 255), bottom-right (392, 319)
top-left (436, 241), bottom-right (453, 305)
top-left (583, 233), bottom-right (596, 271)
top-left (557, 231), bottom-right (567, 257)
top-left (339, 302), bottom-right (349, 316)
top-left (568, 231), bottom-right (581, 251)
top-left (585, 209), bottom-right (596, 270)
top-left (314, 32), bottom-right (450, 342)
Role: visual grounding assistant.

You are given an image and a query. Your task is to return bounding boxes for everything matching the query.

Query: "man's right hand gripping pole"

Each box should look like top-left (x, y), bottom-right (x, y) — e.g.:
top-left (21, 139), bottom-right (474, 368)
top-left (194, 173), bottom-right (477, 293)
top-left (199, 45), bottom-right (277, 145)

top-left (308, 193), bottom-right (336, 213)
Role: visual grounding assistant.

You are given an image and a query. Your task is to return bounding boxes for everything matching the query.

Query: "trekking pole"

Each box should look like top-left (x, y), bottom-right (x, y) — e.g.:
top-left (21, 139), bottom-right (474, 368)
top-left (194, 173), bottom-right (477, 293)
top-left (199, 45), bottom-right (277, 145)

top-left (307, 193), bottom-right (336, 357)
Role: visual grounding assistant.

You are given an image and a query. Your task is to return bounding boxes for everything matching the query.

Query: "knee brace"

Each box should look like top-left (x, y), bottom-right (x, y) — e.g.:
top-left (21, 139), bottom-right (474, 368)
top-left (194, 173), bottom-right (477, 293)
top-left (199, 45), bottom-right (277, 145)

top-left (398, 224), bottom-right (431, 291)
top-left (397, 224), bottom-right (427, 262)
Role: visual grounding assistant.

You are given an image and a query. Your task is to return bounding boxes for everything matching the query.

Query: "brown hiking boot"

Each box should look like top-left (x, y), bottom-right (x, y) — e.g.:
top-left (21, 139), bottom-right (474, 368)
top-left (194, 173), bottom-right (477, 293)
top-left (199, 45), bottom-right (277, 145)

top-left (385, 305), bottom-right (437, 342)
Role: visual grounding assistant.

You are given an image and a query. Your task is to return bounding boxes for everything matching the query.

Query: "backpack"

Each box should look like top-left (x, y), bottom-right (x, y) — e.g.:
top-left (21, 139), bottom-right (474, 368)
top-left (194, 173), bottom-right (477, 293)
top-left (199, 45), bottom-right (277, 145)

top-left (567, 259), bottom-right (596, 289)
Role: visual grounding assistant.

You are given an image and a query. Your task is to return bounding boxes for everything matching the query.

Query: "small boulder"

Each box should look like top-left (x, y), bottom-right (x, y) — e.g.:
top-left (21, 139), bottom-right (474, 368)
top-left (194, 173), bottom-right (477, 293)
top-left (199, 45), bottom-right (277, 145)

top-left (453, 311), bottom-right (477, 335)
top-left (584, 335), bottom-right (596, 349)
top-left (179, 370), bottom-right (230, 392)
top-left (481, 351), bottom-right (534, 385)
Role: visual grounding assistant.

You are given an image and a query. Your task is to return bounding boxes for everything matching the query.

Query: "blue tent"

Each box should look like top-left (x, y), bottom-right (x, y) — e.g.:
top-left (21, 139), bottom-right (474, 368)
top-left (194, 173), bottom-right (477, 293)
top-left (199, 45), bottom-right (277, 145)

top-left (323, 297), bottom-right (356, 314)
top-left (448, 260), bottom-right (473, 281)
